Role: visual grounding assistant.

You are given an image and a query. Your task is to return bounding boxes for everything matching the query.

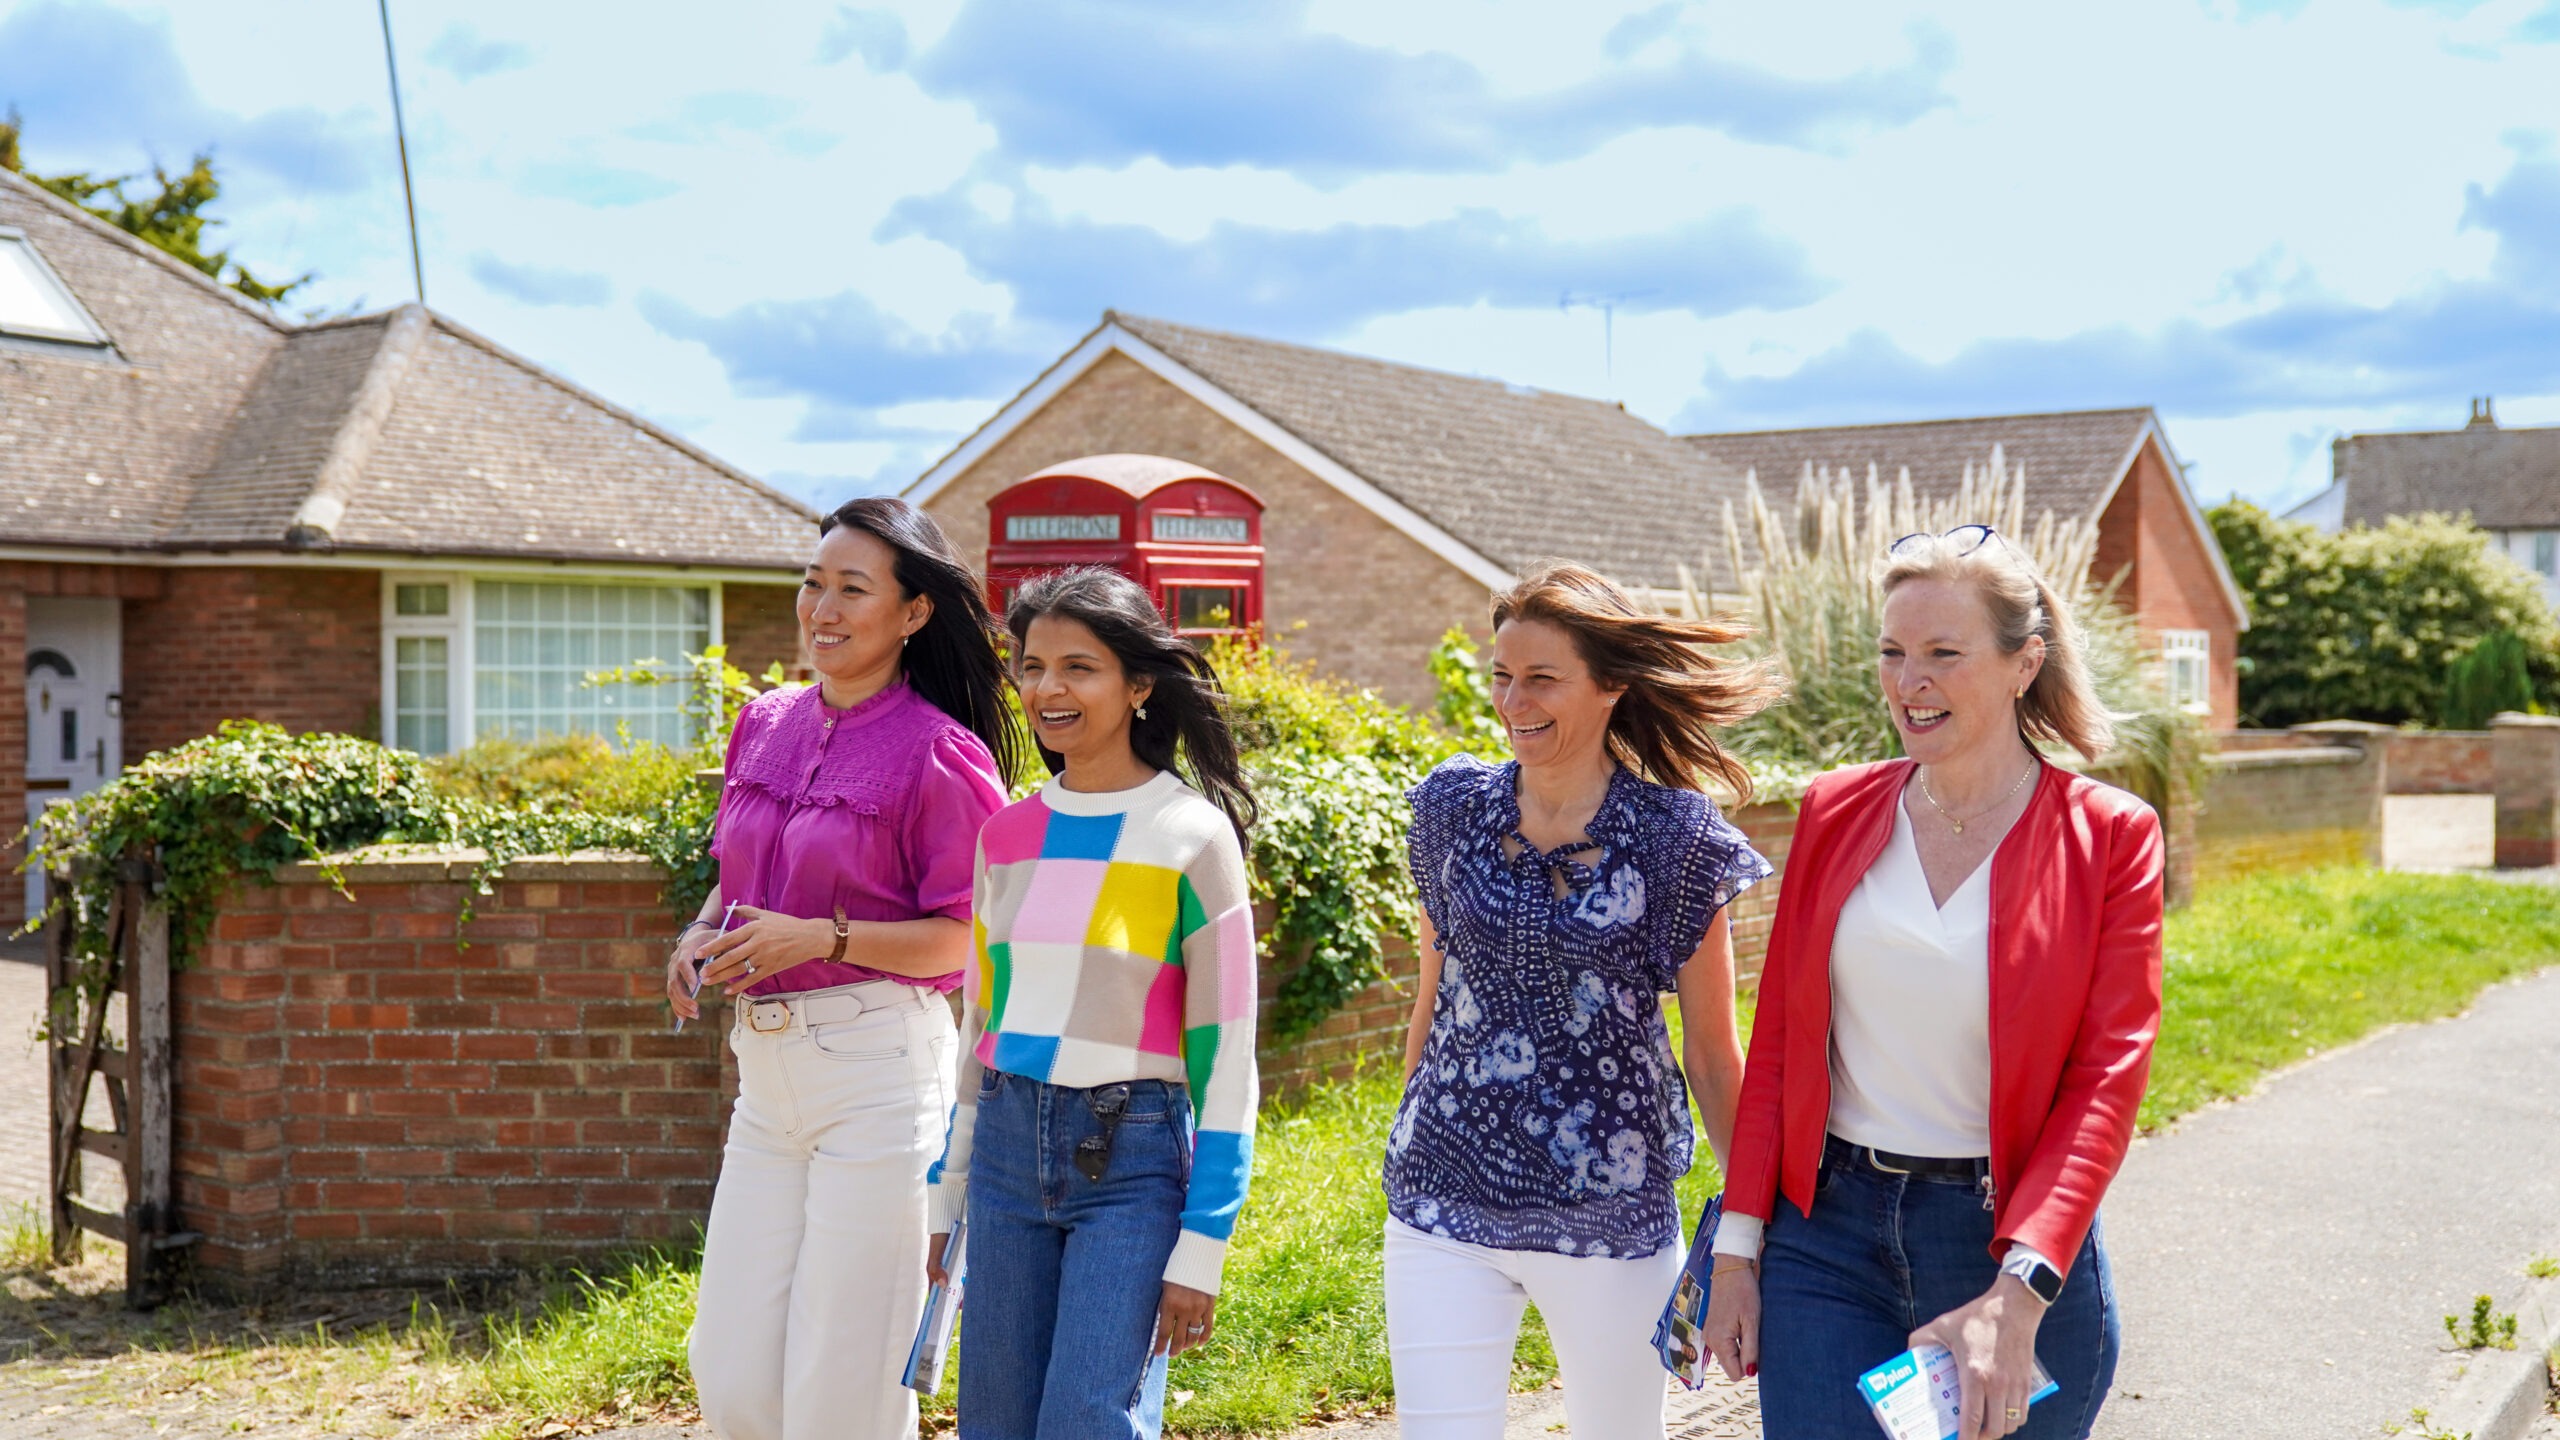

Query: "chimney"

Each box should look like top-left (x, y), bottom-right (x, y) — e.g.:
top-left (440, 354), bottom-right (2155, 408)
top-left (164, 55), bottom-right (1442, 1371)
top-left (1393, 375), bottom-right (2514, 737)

top-left (2467, 396), bottom-right (2498, 430)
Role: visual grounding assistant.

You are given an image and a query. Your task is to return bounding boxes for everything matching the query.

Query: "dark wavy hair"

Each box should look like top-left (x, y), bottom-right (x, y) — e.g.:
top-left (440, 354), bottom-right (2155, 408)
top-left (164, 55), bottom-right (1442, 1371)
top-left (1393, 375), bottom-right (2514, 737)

top-left (818, 497), bottom-right (1027, 784)
top-left (1492, 561), bottom-right (1786, 803)
top-left (1006, 566), bottom-right (1255, 845)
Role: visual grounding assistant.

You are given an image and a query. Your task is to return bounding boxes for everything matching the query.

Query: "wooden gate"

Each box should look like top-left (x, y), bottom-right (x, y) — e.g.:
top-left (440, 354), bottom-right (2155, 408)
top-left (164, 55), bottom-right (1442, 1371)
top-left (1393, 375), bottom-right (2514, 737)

top-left (44, 856), bottom-right (193, 1307)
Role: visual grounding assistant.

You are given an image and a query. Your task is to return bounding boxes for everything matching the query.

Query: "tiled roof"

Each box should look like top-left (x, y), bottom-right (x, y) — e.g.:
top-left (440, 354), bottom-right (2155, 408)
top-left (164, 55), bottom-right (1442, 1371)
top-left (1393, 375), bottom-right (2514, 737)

top-left (2331, 423), bottom-right (2560, 530)
top-left (1, 167), bottom-right (816, 568)
top-left (1682, 408), bottom-right (2159, 523)
top-left (1110, 313), bottom-right (1751, 589)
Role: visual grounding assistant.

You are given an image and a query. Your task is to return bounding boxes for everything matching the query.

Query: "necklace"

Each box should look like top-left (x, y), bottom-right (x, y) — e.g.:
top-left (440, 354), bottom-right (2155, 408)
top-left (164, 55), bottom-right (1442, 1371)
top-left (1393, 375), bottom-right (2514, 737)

top-left (1917, 758), bottom-right (2038, 835)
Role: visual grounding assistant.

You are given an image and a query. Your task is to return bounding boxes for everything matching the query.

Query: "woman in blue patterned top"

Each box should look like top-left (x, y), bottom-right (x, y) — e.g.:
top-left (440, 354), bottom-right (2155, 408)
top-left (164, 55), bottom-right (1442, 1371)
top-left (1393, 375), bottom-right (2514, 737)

top-left (1386, 562), bottom-right (1782, 1440)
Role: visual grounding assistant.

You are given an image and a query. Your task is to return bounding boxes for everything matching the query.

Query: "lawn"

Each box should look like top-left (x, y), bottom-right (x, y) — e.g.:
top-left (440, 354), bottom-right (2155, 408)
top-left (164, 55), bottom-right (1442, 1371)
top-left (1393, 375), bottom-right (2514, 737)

top-left (7, 867), bottom-right (2556, 1437)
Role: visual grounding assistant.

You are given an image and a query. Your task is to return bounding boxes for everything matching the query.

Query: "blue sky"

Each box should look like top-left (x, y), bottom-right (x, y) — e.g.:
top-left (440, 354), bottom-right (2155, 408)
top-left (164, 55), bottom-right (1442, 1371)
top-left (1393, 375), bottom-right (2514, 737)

top-left (5, 0), bottom-right (2559, 515)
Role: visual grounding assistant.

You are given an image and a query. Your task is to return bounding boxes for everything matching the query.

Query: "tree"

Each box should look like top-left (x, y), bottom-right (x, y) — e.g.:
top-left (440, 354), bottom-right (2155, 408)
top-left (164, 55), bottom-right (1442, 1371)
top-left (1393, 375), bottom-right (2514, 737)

top-left (2209, 501), bottom-right (2560, 727)
top-left (0, 108), bottom-right (309, 305)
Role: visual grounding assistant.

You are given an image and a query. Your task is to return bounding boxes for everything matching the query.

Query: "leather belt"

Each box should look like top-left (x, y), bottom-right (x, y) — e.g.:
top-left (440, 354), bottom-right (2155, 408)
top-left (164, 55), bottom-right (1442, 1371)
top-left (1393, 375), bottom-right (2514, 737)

top-left (739, 978), bottom-right (917, 1035)
top-left (1825, 1135), bottom-right (1986, 1179)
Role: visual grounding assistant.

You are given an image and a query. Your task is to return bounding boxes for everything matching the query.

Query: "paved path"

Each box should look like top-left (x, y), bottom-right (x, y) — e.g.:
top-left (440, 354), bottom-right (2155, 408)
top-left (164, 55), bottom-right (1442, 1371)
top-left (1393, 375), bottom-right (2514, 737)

top-left (3, 954), bottom-right (46, 1210)
top-left (2096, 966), bottom-right (2560, 1440)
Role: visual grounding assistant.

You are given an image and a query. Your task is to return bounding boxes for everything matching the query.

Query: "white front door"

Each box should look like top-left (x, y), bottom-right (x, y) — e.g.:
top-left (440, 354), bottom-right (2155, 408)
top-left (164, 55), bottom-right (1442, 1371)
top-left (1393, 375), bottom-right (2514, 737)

top-left (23, 597), bottom-right (123, 921)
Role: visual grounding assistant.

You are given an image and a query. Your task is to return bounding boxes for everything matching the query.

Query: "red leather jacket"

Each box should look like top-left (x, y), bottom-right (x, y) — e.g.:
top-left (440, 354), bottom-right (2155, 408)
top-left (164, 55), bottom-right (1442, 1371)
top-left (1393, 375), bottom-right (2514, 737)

top-left (1724, 758), bottom-right (2164, 1269)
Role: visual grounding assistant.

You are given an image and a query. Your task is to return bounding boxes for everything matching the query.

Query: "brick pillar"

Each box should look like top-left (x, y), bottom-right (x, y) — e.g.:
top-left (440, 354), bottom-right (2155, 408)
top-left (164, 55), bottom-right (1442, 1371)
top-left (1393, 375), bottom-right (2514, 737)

top-left (0, 580), bottom-right (26, 934)
top-left (173, 881), bottom-right (293, 1281)
top-left (2491, 713), bottom-right (2560, 869)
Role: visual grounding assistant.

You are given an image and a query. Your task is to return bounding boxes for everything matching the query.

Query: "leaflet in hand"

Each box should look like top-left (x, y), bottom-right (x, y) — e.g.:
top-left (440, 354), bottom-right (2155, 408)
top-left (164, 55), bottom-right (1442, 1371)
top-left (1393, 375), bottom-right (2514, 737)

top-left (902, 1206), bottom-right (968, 1394)
top-left (1856, 1343), bottom-right (2057, 1440)
top-left (1651, 1194), bottom-right (1723, 1390)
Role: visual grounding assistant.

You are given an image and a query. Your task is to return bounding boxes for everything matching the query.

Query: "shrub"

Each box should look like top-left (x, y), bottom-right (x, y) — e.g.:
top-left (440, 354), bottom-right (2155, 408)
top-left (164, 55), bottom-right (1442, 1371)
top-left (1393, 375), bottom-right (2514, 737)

top-left (2209, 502), bottom-right (2560, 727)
top-left (2440, 626), bottom-right (2539, 730)
top-left (427, 732), bottom-right (703, 816)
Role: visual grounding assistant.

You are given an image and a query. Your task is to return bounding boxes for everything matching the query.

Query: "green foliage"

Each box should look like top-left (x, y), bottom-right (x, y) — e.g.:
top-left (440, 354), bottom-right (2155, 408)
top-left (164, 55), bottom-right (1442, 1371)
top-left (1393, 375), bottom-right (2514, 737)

top-left (0, 111), bottom-right (308, 304)
top-left (1427, 627), bottom-right (1506, 749)
top-left (1210, 640), bottom-right (1482, 1041)
top-left (2442, 627), bottom-right (2539, 729)
top-left (427, 732), bottom-right (702, 816)
top-left (2444, 1294), bottom-right (2520, 1350)
top-left (2209, 502), bottom-right (2560, 727)
top-left (474, 1248), bottom-right (705, 1427)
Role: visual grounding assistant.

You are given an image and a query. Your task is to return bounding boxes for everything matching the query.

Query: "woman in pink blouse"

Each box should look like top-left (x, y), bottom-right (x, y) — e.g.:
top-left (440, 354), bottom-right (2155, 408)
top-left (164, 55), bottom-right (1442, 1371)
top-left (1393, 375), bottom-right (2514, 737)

top-left (665, 498), bottom-right (1022, 1440)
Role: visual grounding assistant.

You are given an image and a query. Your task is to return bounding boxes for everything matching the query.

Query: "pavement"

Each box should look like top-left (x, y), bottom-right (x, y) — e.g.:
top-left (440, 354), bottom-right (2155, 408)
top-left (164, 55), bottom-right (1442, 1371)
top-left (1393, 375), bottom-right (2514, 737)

top-left (3, 950), bottom-right (47, 1210)
top-left (2096, 965), bottom-right (2560, 1440)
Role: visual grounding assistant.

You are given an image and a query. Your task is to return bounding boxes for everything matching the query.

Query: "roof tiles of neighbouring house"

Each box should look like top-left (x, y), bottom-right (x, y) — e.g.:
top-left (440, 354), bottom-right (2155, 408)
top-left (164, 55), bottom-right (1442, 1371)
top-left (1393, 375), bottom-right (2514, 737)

top-left (1109, 312), bottom-right (1751, 589)
top-left (0, 167), bottom-right (816, 569)
top-left (1680, 408), bottom-right (2161, 523)
top-left (2331, 424), bottom-right (2560, 530)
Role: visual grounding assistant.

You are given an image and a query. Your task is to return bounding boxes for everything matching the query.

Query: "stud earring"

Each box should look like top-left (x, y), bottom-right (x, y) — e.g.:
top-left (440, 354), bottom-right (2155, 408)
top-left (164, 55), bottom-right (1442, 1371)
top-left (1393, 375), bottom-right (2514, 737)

top-left (1135, 704), bottom-right (1149, 720)
top-left (2016, 686), bottom-right (2026, 699)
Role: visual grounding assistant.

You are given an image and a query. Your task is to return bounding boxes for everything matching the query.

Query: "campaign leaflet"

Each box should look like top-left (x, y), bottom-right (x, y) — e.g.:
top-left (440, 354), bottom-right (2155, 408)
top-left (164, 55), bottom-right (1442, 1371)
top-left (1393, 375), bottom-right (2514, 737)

top-left (1856, 1343), bottom-right (2058, 1440)
top-left (902, 1205), bottom-right (968, 1394)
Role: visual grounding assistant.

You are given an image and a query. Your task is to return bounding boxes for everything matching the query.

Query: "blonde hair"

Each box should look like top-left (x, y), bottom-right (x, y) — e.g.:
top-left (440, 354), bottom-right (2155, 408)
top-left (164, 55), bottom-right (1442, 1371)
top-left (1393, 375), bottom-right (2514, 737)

top-left (1880, 535), bottom-right (2117, 762)
top-left (1492, 561), bottom-right (1787, 802)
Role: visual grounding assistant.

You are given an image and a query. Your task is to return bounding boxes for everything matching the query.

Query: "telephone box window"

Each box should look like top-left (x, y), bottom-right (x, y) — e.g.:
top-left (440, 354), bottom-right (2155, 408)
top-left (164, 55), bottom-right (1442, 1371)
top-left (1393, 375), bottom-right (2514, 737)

top-left (1172, 587), bottom-right (1243, 633)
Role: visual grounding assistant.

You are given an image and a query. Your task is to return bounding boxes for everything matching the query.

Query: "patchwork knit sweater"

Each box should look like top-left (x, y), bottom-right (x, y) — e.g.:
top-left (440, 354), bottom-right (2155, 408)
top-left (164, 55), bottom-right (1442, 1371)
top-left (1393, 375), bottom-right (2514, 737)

top-left (926, 769), bottom-right (1260, 1294)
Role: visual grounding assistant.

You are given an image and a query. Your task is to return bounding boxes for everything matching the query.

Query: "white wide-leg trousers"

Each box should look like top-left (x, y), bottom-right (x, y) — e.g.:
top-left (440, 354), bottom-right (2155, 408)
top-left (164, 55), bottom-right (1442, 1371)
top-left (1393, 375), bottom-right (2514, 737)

top-left (690, 983), bottom-right (956, 1440)
top-left (1384, 1215), bottom-right (1682, 1440)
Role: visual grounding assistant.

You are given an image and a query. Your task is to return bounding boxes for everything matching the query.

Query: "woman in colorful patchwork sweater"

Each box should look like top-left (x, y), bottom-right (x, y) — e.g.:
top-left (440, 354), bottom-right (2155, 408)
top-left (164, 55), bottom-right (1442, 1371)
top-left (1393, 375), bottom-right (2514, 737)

top-left (926, 565), bottom-right (1259, 1440)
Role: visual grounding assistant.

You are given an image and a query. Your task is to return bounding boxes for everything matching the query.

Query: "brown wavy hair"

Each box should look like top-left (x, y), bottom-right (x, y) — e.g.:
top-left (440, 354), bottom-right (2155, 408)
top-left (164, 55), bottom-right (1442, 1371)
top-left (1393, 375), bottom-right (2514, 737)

top-left (1490, 561), bottom-right (1786, 802)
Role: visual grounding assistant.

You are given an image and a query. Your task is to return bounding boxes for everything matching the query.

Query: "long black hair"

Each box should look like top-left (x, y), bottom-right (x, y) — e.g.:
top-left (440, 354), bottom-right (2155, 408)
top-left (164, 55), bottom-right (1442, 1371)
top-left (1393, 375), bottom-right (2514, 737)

top-left (819, 497), bottom-right (1028, 785)
top-left (1006, 566), bottom-right (1255, 845)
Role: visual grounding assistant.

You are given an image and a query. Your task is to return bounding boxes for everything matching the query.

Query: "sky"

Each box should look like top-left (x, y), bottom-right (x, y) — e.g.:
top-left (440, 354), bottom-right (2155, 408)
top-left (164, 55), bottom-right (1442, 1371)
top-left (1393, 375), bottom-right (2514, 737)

top-left (4, 0), bottom-right (2559, 516)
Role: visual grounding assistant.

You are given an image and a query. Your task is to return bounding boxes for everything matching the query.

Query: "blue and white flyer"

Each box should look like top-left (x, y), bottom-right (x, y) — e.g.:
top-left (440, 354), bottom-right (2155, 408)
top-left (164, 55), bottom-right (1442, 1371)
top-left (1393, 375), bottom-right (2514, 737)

top-left (1855, 1343), bottom-right (2058, 1440)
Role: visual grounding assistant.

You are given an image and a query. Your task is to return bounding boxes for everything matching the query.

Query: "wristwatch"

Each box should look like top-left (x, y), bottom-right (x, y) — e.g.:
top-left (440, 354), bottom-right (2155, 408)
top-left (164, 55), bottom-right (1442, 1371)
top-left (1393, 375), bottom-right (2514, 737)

top-left (1999, 1252), bottom-right (2065, 1305)
top-left (827, 908), bottom-right (851, 964)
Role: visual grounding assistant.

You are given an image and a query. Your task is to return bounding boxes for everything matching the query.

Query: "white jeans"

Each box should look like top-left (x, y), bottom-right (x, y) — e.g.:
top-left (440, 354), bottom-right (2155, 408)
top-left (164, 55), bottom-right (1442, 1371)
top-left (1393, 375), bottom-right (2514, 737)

top-left (690, 982), bottom-right (957, 1440)
top-left (1383, 1216), bottom-right (1682, 1440)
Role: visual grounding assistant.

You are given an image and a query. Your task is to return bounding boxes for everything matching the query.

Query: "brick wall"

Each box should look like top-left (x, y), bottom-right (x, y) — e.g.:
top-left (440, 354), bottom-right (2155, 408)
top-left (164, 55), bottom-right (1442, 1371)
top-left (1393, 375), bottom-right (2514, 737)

top-left (918, 353), bottom-right (1493, 710)
top-left (1259, 798), bottom-right (1799, 1092)
top-left (176, 852), bottom-right (720, 1287)
top-left (123, 566), bottom-right (380, 757)
top-left (721, 581), bottom-right (809, 686)
top-left (2492, 714), bottom-right (2560, 868)
top-left (2375, 731), bottom-right (2494, 794)
top-left (2191, 743), bottom-right (2380, 889)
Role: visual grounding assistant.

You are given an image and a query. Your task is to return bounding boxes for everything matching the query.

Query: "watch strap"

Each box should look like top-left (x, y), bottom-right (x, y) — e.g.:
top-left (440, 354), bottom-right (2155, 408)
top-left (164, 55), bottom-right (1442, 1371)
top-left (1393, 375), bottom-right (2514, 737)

top-left (2000, 1252), bottom-right (2065, 1304)
top-left (827, 908), bottom-right (850, 964)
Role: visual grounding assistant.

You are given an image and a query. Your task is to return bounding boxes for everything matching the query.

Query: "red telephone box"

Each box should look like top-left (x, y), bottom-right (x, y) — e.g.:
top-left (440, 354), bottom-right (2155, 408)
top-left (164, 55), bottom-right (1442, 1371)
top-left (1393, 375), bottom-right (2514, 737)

top-left (986, 454), bottom-right (1266, 639)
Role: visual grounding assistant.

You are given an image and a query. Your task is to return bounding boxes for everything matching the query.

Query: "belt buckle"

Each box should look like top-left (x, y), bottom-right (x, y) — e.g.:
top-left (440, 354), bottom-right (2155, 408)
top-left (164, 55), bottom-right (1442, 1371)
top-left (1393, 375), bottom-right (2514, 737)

top-left (748, 999), bottom-right (791, 1034)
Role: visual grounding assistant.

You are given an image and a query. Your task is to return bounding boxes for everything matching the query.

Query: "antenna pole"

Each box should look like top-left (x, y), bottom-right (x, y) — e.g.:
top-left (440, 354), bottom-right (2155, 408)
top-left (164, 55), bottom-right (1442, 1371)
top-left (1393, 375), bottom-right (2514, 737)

top-left (377, 0), bottom-right (426, 305)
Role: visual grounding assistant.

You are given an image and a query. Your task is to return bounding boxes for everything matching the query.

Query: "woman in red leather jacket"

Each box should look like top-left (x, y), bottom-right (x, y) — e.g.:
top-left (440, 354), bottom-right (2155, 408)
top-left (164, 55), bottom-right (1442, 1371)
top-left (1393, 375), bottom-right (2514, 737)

top-left (1700, 526), bottom-right (2164, 1440)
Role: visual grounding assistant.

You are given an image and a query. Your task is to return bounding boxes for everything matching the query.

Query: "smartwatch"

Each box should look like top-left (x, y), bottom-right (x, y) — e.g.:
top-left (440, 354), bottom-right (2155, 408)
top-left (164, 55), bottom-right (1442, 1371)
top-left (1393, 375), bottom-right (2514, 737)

top-left (1999, 1252), bottom-right (2065, 1305)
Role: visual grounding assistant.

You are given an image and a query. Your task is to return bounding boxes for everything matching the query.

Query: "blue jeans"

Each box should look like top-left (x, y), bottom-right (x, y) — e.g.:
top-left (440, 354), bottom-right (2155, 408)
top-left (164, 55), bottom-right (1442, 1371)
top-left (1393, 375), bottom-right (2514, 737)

top-left (958, 1070), bottom-right (1191, 1440)
top-left (1757, 1138), bottom-right (2119, 1440)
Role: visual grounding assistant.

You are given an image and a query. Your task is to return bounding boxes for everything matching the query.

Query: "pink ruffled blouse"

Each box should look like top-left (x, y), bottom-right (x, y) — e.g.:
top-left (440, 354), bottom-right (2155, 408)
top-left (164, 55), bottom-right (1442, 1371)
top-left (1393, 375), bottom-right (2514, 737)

top-left (711, 679), bottom-right (1007, 994)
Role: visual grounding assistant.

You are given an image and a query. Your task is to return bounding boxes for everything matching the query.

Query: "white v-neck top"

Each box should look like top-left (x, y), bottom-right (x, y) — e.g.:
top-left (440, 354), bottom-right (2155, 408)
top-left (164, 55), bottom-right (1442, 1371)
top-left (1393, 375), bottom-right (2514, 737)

top-left (1824, 799), bottom-right (1994, 1158)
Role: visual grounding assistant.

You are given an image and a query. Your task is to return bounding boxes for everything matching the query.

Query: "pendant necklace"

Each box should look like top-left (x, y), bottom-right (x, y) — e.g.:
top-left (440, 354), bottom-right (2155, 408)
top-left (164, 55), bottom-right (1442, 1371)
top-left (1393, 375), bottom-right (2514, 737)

top-left (1917, 758), bottom-right (2037, 835)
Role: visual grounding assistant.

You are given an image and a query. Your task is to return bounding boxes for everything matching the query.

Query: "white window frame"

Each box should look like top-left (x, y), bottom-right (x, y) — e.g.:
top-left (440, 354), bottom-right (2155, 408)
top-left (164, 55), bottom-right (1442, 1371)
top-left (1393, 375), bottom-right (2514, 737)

top-left (2160, 629), bottom-right (2212, 716)
top-left (0, 226), bottom-right (112, 346)
top-left (378, 572), bottom-right (724, 755)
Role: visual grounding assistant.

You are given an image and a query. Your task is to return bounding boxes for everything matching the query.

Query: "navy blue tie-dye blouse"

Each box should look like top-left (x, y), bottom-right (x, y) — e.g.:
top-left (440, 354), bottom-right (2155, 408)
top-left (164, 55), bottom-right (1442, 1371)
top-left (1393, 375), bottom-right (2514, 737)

top-left (1383, 754), bottom-right (1770, 1258)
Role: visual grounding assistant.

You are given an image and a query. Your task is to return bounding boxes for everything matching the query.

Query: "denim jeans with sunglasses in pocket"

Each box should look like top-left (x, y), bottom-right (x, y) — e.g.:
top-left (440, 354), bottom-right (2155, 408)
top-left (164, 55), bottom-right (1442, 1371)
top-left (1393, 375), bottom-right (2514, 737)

top-left (958, 1070), bottom-right (1192, 1440)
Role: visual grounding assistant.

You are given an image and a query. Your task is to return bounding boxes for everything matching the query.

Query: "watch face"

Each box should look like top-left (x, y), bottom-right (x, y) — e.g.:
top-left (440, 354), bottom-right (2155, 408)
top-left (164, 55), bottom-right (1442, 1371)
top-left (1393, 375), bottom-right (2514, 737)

top-left (2026, 1263), bottom-right (2064, 1303)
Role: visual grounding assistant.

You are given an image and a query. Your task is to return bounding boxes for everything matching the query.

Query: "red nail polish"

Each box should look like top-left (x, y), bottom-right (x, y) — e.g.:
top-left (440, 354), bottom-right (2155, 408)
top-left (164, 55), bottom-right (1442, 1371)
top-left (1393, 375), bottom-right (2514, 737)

top-left (1746, 1364), bottom-right (1757, 1378)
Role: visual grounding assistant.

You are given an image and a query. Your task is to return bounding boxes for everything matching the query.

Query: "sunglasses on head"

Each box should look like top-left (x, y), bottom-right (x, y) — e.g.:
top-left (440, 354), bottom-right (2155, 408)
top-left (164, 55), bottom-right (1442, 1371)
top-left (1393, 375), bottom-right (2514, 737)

top-left (1889, 524), bottom-right (2005, 558)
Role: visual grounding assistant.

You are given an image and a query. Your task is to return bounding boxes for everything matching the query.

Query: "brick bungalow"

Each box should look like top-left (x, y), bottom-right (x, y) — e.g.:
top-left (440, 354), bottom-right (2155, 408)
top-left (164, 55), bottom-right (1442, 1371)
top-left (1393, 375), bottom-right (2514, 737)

top-left (2, 168), bottom-right (813, 931)
top-left (907, 314), bottom-right (2248, 725)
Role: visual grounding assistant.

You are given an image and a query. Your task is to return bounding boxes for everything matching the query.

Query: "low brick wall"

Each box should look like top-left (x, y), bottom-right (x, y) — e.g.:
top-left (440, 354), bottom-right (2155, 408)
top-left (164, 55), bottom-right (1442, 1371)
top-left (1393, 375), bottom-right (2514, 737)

top-left (2375, 731), bottom-right (2494, 795)
top-left (2192, 743), bottom-right (2380, 889)
top-left (2493, 714), bottom-right (2560, 868)
top-left (176, 851), bottom-right (723, 1288)
top-left (1258, 799), bottom-right (1798, 1092)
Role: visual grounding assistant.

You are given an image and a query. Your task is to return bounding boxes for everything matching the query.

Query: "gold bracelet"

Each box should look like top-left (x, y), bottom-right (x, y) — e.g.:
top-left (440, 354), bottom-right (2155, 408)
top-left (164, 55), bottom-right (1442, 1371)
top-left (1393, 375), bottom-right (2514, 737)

top-left (1710, 1260), bottom-right (1757, 1276)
